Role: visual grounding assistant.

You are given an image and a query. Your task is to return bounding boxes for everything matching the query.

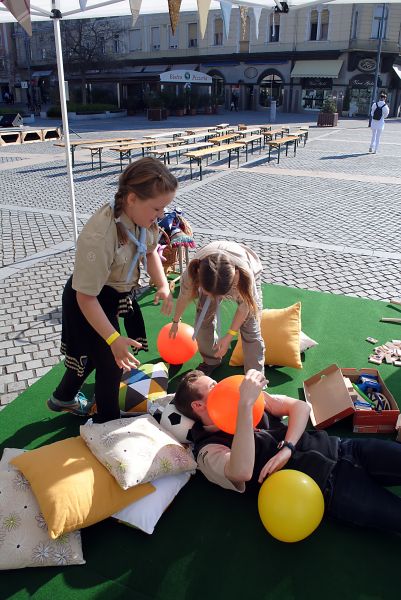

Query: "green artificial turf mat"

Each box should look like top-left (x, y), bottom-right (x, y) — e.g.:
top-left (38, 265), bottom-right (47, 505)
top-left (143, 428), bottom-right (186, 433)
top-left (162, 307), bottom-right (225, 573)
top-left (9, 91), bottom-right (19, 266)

top-left (1, 284), bottom-right (401, 599)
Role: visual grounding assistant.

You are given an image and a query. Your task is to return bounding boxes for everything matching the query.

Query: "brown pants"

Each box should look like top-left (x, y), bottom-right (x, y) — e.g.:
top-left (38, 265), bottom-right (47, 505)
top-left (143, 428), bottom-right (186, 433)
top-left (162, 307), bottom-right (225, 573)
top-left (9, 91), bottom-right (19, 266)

top-left (195, 291), bottom-right (265, 373)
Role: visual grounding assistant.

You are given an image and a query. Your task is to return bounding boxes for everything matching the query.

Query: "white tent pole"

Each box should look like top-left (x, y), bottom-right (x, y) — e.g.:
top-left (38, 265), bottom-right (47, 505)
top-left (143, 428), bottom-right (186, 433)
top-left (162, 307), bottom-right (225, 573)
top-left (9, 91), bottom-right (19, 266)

top-left (51, 2), bottom-right (78, 245)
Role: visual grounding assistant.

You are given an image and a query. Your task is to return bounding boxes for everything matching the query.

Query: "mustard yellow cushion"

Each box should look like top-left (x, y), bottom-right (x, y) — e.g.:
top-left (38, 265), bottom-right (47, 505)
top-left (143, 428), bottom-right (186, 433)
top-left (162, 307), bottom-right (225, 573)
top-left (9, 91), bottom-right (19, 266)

top-left (229, 303), bottom-right (302, 369)
top-left (11, 436), bottom-right (155, 540)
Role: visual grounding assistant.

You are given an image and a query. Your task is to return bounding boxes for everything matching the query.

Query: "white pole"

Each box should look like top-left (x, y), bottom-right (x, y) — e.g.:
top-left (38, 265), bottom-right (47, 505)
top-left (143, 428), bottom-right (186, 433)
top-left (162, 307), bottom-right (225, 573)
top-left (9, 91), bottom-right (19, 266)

top-left (51, 3), bottom-right (78, 245)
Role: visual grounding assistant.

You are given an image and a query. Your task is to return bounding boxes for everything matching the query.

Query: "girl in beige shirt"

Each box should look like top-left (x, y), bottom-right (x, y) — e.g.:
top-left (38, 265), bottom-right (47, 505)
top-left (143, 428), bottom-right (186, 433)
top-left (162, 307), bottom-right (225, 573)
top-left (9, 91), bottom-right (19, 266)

top-left (48, 158), bottom-right (176, 422)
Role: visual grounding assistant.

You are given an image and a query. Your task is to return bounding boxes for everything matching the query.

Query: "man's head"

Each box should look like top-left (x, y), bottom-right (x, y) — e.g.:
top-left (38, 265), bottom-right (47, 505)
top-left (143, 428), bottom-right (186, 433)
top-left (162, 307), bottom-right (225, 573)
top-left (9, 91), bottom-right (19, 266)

top-left (173, 370), bottom-right (217, 422)
top-left (380, 92), bottom-right (387, 102)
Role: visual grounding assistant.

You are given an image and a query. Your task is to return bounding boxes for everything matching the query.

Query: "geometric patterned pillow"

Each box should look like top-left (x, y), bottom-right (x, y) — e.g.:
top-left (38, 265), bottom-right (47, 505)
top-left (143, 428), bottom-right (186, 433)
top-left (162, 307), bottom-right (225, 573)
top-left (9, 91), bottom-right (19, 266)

top-left (119, 362), bottom-right (168, 413)
top-left (0, 470), bottom-right (85, 570)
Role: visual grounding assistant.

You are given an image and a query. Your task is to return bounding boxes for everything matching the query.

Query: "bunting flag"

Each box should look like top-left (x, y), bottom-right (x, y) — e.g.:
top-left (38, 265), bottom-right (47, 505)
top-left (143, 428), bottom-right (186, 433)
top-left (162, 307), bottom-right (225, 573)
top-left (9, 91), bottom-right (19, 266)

top-left (252, 5), bottom-right (262, 40)
top-left (1, 0), bottom-right (32, 35)
top-left (220, 1), bottom-right (232, 39)
top-left (168, 0), bottom-right (182, 35)
top-left (197, 0), bottom-right (211, 39)
top-left (129, 0), bottom-right (142, 27)
top-left (239, 5), bottom-right (248, 40)
top-left (79, 0), bottom-right (88, 10)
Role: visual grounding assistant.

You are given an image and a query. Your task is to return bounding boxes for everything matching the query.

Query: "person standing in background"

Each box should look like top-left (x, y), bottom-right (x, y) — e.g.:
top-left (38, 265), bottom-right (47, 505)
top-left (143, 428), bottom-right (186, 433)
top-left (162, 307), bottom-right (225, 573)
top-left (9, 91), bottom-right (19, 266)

top-left (369, 92), bottom-right (389, 154)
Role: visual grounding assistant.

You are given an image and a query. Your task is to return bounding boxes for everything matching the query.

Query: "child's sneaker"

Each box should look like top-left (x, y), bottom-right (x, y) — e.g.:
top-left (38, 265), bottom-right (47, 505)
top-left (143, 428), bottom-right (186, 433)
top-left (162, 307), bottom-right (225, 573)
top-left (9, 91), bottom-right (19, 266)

top-left (47, 392), bottom-right (96, 417)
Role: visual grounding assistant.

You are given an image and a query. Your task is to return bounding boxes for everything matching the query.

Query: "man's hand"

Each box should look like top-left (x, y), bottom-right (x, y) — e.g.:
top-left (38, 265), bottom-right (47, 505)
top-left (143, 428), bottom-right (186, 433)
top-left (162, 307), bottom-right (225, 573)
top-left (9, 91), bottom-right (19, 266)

top-left (258, 447), bottom-right (292, 483)
top-left (239, 369), bottom-right (268, 408)
top-left (110, 336), bottom-right (141, 371)
top-left (154, 285), bottom-right (173, 316)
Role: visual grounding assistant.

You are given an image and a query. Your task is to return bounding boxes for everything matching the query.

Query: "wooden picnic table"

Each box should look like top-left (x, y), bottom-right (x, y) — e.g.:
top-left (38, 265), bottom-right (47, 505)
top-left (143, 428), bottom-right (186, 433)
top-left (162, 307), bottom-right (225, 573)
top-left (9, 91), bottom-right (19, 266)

top-left (184, 141), bottom-right (245, 180)
top-left (208, 132), bottom-right (241, 145)
top-left (144, 130), bottom-right (185, 140)
top-left (239, 134), bottom-right (264, 160)
top-left (149, 142), bottom-right (213, 165)
top-left (266, 135), bottom-right (298, 164)
top-left (54, 137), bottom-right (134, 167)
top-left (109, 139), bottom-right (187, 170)
top-left (238, 126), bottom-right (262, 137)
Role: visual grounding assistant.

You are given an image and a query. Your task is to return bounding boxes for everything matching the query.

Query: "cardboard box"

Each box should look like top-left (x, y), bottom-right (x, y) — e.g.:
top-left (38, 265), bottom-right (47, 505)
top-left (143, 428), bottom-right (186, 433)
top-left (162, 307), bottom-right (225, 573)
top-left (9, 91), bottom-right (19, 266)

top-left (303, 365), bottom-right (400, 434)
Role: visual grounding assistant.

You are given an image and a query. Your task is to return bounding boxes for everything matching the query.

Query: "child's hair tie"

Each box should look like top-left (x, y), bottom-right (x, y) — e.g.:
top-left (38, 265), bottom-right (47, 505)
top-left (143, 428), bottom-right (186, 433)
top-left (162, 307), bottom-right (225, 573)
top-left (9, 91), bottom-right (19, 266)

top-left (114, 216), bottom-right (121, 224)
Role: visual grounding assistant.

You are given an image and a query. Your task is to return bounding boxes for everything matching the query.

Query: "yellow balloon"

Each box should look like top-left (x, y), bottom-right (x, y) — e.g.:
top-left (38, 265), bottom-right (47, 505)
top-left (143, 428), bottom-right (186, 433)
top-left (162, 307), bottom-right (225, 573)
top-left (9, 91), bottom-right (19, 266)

top-left (258, 470), bottom-right (325, 543)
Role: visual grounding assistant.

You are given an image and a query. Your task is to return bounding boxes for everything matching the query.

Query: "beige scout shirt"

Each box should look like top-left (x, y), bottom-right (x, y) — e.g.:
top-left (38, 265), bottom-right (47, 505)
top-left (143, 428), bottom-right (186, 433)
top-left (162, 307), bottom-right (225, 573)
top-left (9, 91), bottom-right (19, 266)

top-left (72, 203), bottom-right (159, 296)
top-left (196, 395), bottom-right (286, 493)
top-left (179, 241), bottom-right (262, 306)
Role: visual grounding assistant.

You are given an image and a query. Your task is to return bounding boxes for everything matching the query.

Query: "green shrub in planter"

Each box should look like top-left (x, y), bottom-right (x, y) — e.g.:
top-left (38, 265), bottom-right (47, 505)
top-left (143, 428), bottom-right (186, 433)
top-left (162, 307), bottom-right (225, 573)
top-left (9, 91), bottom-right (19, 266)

top-left (320, 97), bottom-right (337, 113)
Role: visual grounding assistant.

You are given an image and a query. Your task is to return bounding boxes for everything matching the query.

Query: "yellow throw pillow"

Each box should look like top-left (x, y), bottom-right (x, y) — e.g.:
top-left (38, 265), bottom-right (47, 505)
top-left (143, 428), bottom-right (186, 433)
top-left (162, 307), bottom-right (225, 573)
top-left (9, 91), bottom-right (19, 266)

top-left (11, 436), bottom-right (155, 540)
top-left (229, 303), bottom-right (302, 369)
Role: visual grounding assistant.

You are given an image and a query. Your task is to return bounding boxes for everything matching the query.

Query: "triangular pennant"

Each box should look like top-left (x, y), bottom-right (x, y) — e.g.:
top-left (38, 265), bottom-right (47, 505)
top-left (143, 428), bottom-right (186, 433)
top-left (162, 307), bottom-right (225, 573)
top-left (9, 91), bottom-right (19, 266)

top-left (239, 6), bottom-right (248, 41)
top-left (79, 0), bottom-right (88, 10)
top-left (129, 0), bottom-right (142, 27)
top-left (168, 0), bottom-right (182, 36)
top-left (252, 6), bottom-right (262, 40)
top-left (197, 0), bottom-right (211, 39)
top-left (220, 1), bottom-right (232, 39)
top-left (2, 0), bottom-right (32, 36)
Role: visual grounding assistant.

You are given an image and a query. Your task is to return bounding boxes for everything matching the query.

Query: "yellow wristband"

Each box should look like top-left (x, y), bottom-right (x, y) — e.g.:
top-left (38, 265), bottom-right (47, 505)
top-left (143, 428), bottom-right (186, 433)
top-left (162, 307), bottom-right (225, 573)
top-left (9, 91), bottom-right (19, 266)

top-left (106, 331), bottom-right (120, 346)
top-left (228, 329), bottom-right (238, 337)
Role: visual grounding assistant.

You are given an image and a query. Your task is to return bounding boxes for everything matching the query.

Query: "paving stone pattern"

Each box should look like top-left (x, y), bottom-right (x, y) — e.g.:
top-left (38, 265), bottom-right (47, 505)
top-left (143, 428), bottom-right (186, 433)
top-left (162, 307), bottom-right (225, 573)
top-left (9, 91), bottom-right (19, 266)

top-left (1, 115), bottom-right (401, 408)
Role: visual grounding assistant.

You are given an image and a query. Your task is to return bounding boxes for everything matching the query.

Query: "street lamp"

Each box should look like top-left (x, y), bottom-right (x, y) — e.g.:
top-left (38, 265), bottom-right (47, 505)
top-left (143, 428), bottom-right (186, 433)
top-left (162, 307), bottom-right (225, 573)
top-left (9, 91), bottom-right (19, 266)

top-left (369, 3), bottom-right (386, 126)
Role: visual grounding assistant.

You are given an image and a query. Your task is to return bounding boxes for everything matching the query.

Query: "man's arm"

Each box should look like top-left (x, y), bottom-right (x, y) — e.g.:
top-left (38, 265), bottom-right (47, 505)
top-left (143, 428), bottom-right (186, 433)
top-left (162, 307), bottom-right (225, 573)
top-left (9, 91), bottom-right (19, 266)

top-left (224, 370), bottom-right (267, 483)
top-left (258, 394), bottom-right (310, 482)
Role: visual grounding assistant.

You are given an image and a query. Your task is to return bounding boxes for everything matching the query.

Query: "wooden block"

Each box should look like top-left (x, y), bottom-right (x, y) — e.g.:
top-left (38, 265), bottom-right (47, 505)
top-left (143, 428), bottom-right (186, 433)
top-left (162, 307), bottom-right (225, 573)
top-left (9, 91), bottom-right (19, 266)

top-left (369, 356), bottom-right (383, 365)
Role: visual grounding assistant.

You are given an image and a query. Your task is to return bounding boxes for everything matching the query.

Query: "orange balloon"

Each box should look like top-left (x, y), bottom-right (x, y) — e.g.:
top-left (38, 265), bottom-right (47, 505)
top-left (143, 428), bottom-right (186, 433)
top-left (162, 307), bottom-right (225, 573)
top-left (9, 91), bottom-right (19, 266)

top-left (157, 322), bottom-right (198, 365)
top-left (207, 375), bottom-right (265, 434)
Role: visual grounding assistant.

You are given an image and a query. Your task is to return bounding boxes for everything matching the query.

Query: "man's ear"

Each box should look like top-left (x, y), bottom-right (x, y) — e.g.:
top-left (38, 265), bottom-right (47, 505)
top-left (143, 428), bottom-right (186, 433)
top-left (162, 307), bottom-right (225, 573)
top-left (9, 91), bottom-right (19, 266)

top-left (191, 400), bottom-right (205, 417)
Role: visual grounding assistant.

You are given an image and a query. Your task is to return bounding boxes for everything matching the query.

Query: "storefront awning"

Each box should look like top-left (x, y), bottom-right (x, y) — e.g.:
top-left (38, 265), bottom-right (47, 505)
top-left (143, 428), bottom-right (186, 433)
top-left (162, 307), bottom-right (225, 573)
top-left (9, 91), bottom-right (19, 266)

top-left (142, 65), bottom-right (168, 73)
top-left (290, 60), bottom-right (343, 79)
top-left (31, 70), bottom-right (52, 77)
top-left (392, 64), bottom-right (401, 80)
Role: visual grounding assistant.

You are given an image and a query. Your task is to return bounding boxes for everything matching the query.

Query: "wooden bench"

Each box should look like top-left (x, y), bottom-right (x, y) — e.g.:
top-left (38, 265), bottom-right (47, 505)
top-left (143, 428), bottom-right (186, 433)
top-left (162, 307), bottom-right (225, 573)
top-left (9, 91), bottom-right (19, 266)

top-left (144, 130), bottom-right (185, 140)
top-left (239, 134), bottom-right (264, 160)
top-left (41, 127), bottom-right (62, 141)
top-left (184, 142), bottom-right (245, 180)
top-left (149, 142), bottom-right (213, 165)
top-left (54, 137), bottom-right (134, 167)
top-left (0, 130), bottom-right (21, 145)
top-left (288, 129), bottom-right (309, 145)
top-left (109, 140), bottom-right (184, 170)
top-left (266, 135), bottom-right (298, 164)
top-left (21, 129), bottom-right (43, 143)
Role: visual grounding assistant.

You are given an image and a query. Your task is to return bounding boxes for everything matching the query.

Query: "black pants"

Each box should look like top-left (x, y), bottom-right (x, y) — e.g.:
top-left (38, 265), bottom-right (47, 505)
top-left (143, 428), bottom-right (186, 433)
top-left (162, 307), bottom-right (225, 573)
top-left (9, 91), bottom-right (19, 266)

top-left (54, 334), bottom-right (122, 423)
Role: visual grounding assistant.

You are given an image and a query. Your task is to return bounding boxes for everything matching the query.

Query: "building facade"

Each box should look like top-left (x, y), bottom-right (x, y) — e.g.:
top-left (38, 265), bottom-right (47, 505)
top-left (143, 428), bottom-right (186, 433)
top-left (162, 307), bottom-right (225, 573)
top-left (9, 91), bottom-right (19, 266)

top-left (5, 3), bottom-right (401, 116)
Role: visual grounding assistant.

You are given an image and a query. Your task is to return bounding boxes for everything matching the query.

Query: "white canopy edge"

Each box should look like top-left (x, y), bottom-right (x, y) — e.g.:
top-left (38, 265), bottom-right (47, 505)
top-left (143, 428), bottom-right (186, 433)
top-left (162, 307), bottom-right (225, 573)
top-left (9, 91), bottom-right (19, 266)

top-left (1, 0), bottom-right (400, 23)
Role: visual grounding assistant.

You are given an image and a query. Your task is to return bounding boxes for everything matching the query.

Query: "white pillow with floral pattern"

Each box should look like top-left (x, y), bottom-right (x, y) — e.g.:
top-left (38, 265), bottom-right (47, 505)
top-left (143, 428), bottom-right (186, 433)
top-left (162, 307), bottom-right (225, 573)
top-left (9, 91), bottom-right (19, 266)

top-left (0, 469), bottom-right (85, 570)
top-left (80, 414), bottom-right (197, 490)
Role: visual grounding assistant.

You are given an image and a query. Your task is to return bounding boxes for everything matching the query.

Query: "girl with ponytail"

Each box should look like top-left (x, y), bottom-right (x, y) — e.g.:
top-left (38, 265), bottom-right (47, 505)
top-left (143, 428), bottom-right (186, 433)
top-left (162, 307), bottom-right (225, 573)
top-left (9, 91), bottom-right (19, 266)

top-left (48, 158), bottom-right (177, 422)
top-left (170, 241), bottom-right (265, 375)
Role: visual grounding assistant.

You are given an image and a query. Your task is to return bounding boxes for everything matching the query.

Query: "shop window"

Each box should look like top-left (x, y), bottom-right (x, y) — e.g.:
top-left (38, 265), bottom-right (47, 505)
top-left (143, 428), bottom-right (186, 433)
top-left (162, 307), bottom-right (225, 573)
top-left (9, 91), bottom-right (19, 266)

top-left (371, 5), bottom-right (388, 39)
top-left (169, 26), bottom-right (178, 48)
top-left (99, 37), bottom-right (106, 54)
top-left (302, 81), bottom-right (333, 110)
top-left (268, 13), bottom-right (280, 42)
top-left (151, 27), bottom-right (160, 50)
top-left (41, 48), bottom-right (46, 59)
top-left (259, 71), bottom-right (283, 107)
top-left (113, 34), bottom-right (122, 53)
top-left (129, 29), bottom-right (141, 51)
top-left (188, 23), bottom-right (198, 48)
top-left (320, 10), bottom-right (329, 40)
top-left (214, 18), bottom-right (223, 46)
top-left (309, 10), bottom-right (318, 41)
top-left (351, 10), bottom-right (358, 39)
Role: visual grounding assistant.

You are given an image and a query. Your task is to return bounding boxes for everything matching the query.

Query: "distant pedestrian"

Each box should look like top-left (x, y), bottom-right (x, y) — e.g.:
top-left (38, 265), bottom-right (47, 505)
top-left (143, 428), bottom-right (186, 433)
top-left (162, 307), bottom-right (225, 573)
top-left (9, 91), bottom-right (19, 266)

top-left (369, 92), bottom-right (389, 154)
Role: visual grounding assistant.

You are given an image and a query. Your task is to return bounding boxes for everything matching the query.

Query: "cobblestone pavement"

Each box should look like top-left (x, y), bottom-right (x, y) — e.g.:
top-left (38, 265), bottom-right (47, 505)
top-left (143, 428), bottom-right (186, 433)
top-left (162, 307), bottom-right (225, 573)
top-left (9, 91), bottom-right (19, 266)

top-left (1, 111), bottom-right (401, 408)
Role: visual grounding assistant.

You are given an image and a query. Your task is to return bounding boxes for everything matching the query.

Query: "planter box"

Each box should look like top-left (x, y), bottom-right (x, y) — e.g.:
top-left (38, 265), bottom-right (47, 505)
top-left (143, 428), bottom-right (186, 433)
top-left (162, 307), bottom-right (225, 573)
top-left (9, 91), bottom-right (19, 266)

top-left (68, 110), bottom-right (127, 121)
top-left (317, 112), bottom-right (338, 127)
top-left (147, 108), bottom-right (167, 121)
